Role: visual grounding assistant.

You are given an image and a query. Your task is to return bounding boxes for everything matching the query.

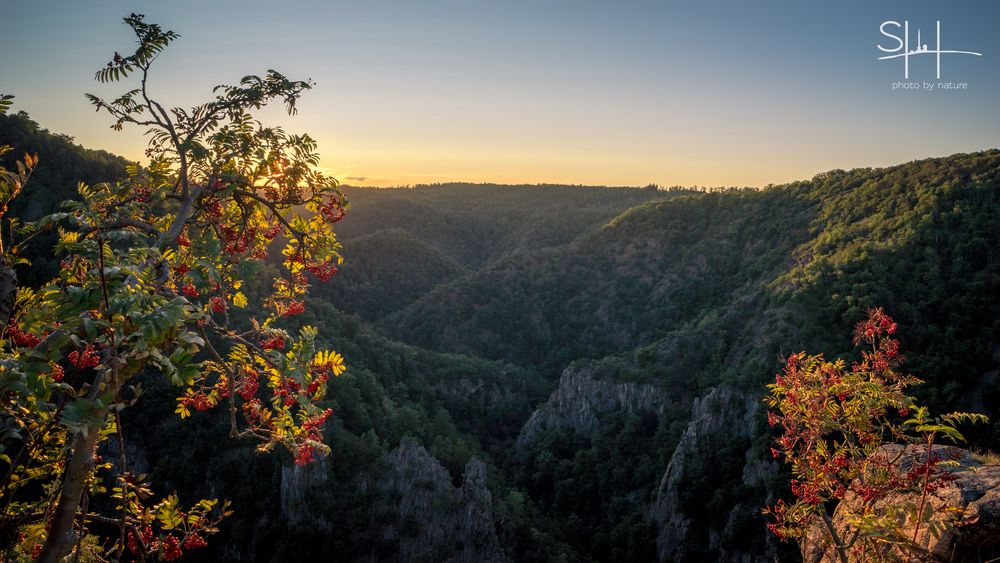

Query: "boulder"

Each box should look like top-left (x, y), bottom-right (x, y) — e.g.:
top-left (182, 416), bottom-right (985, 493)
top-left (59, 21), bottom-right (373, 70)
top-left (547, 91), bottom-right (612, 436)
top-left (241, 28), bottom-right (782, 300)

top-left (802, 444), bottom-right (1000, 562)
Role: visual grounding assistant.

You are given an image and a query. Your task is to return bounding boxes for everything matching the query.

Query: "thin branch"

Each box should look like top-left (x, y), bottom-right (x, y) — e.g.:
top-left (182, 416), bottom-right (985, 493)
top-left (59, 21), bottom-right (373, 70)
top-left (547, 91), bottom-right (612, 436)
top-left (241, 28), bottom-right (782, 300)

top-left (79, 218), bottom-right (160, 241)
top-left (820, 509), bottom-right (849, 563)
top-left (114, 410), bottom-right (129, 554)
top-left (197, 325), bottom-right (240, 438)
top-left (232, 188), bottom-right (305, 238)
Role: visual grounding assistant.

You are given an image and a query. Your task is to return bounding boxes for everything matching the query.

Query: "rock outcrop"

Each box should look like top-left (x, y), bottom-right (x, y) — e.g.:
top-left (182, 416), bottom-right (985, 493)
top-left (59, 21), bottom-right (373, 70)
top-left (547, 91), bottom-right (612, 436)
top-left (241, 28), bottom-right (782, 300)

top-left (280, 457), bottom-right (330, 529)
top-left (801, 444), bottom-right (1000, 562)
top-left (370, 438), bottom-right (510, 563)
top-left (516, 363), bottom-right (675, 447)
top-left (649, 386), bottom-right (773, 562)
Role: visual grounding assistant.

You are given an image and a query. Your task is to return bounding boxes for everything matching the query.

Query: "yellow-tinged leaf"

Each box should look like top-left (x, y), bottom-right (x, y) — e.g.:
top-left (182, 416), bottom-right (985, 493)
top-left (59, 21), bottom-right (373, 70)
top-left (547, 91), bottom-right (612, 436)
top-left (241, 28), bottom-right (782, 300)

top-left (313, 350), bottom-right (346, 376)
top-left (58, 229), bottom-right (80, 244)
top-left (232, 292), bottom-right (248, 308)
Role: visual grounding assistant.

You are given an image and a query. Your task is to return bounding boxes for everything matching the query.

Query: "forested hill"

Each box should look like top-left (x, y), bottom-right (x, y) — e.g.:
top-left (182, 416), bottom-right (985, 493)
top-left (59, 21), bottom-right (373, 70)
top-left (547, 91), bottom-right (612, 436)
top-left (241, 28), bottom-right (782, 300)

top-left (5, 112), bottom-right (999, 562)
top-left (0, 111), bottom-right (127, 219)
top-left (0, 111), bottom-right (128, 284)
top-left (380, 151), bottom-right (1000, 401)
top-left (316, 183), bottom-right (696, 320)
top-left (364, 150), bottom-right (1000, 560)
top-left (335, 183), bottom-right (691, 268)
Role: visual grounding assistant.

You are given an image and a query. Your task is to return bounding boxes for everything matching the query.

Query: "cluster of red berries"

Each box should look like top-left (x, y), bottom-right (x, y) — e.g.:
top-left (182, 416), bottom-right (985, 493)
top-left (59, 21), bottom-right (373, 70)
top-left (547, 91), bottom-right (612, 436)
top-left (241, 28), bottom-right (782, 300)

top-left (213, 376), bottom-right (231, 400)
top-left (856, 483), bottom-right (885, 504)
top-left (765, 500), bottom-right (789, 538)
top-left (183, 532), bottom-right (208, 550)
top-left (220, 225), bottom-right (256, 255)
top-left (51, 364), bottom-right (65, 382)
top-left (767, 412), bottom-right (780, 428)
top-left (8, 326), bottom-right (41, 348)
top-left (263, 223), bottom-right (282, 239)
top-left (180, 391), bottom-right (216, 412)
top-left (202, 197), bottom-right (224, 220)
top-left (306, 373), bottom-right (328, 396)
top-left (209, 296), bottom-right (226, 314)
top-left (276, 377), bottom-right (302, 407)
top-left (262, 186), bottom-right (281, 202)
top-left (68, 344), bottom-right (100, 369)
top-left (237, 369), bottom-right (259, 401)
top-left (283, 300), bottom-right (305, 317)
top-left (182, 284), bottom-right (199, 297)
top-left (267, 184), bottom-right (306, 204)
top-left (293, 409), bottom-right (334, 465)
top-left (831, 454), bottom-right (849, 469)
top-left (127, 525), bottom-right (155, 555)
top-left (160, 534), bottom-right (183, 561)
top-left (260, 334), bottom-right (285, 351)
top-left (318, 195), bottom-right (346, 223)
top-left (242, 398), bottom-right (261, 419)
top-left (176, 233), bottom-right (191, 247)
top-left (302, 408), bottom-right (333, 433)
top-left (294, 443), bottom-right (317, 466)
top-left (307, 261), bottom-right (338, 282)
top-left (789, 479), bottom-right (822, 505)
top-left (853, 306), bottom-right (898, 344)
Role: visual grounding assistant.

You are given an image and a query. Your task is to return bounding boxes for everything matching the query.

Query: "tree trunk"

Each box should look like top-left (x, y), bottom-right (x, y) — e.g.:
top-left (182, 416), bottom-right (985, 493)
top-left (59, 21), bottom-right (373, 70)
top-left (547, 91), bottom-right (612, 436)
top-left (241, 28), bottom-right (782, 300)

top-left (36, 367), bottom-right (122, 563)
top-left (36, 414), bottom-right (106, 563)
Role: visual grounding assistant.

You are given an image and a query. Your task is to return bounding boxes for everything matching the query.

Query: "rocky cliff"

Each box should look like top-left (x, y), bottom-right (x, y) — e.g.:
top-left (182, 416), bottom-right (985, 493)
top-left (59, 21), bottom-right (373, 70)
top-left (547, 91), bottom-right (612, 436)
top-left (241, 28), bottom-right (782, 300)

top-left (516, 363), bottom-right (675, 447)
top-left (278, 438), bottom-right (509, 562)
top-left (280, 458), bottom-right (331, 530)
top-left (368, 438), bottom-right (510, 563)
top-left (649, 386), bottom-right (777, 562)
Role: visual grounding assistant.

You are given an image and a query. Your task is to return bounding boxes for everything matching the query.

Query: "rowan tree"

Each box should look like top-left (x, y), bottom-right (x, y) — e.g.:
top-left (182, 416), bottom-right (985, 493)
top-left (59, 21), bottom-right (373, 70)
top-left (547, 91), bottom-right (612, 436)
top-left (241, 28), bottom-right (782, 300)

top-left (764, 308), bottom-right (987, 561)
top-left (0, 14), bottom-right (347, 561)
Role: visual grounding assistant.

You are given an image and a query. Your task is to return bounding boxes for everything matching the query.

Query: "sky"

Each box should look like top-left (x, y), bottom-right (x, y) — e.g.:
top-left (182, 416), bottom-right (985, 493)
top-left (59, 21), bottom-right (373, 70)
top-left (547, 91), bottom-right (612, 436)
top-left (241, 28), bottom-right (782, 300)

top-left (3, 0), bottom-right (1000, 187)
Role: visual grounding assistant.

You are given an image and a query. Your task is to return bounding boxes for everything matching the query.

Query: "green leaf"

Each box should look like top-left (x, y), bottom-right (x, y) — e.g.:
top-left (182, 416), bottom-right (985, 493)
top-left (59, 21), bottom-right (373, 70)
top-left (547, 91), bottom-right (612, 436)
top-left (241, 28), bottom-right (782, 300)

top-left (60, 399), bottom-right (106, 437)
top-left (83, 315), bottom-right (97, 341)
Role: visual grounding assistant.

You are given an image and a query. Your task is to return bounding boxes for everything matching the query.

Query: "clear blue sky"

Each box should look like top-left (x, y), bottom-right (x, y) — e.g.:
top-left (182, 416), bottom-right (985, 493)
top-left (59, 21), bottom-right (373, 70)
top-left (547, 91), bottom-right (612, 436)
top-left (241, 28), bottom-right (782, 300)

top-left (3, 0), bottom-right (999, 187)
